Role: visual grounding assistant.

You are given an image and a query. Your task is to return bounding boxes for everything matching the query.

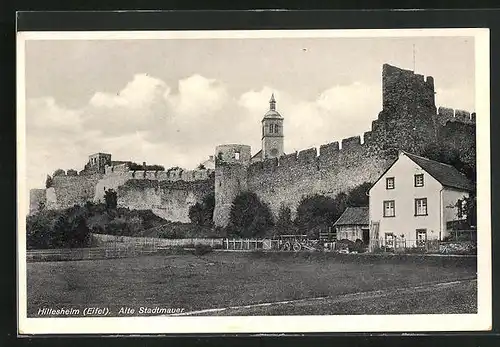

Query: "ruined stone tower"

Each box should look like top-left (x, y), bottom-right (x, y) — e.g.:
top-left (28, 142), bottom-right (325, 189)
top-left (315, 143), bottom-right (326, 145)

top-left (261, 94), bottom-right (284, 160)
top-left (213, 144), bottom-right (252, 227)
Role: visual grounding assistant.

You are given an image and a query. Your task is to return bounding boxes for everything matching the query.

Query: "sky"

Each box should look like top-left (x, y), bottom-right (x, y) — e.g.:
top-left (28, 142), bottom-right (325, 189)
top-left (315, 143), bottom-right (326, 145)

top-left (23, 35), bottom-right (475, 191)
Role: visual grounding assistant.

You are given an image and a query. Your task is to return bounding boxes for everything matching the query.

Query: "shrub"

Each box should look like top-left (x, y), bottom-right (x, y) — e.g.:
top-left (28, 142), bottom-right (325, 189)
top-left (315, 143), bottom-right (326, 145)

top-left (26, 208), bottom-right (92, 249)
top-left (188, 192), bottom-right (215, 227)
top-left (274, 205), bottom-right (294, 236)
top-left (104, 189), bottom-right (118, 210)
top-left (228, 192), bottom-right (274, 238)
top-left (295, 195), bottom-right (340, 238)
top-left (294, 183), bottom-right (371, 238)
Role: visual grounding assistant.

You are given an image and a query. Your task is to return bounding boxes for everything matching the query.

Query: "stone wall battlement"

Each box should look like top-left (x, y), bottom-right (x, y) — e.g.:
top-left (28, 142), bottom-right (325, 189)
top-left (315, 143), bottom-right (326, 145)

top-left (247, 133), bottom-right (377, 177)
top-left (102, 167), bottom-right (215, 183)
top-left (437, 107), bottom-right (476, 125)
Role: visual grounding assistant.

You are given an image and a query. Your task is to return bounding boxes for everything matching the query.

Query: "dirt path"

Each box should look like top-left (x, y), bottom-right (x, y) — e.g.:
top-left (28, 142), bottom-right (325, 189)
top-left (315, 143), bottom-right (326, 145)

top-left (175, 277), bottom-right (477, 316)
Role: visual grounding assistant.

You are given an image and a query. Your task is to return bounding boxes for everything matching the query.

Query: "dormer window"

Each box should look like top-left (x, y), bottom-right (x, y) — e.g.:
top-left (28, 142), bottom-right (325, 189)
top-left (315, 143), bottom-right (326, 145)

top-left (414, 174), bottom-right (424, 187)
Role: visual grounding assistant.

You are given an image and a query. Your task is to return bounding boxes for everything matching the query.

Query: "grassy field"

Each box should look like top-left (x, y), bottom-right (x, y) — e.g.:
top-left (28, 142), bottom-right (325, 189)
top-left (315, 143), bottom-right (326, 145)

top-left (27, 251), bottom-right (477, 317)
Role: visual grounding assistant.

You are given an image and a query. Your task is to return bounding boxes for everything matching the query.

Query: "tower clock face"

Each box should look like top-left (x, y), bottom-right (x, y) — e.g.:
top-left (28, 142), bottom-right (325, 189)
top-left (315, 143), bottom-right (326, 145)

top-left (270, 148), bottom-right (278, 156)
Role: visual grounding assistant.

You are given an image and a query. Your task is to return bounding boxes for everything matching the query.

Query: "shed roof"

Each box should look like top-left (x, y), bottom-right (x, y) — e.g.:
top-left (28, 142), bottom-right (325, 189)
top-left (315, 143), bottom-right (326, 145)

top-left (333, 207), bottom-right (369, 226)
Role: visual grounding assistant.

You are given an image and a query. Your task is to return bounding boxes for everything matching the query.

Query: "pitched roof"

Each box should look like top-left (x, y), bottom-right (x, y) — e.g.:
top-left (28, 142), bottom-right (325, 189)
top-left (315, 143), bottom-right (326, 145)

top-left (334, 207), bottom-right (369, 226)
top-left (403, 152), bottom-right (475, 191)
top-left (251, 149), bottom-right (262, 160)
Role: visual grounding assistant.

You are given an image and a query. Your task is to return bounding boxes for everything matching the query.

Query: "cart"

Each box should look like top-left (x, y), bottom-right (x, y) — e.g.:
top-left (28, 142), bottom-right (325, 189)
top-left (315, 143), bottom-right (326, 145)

top-left (277, 235), bottom-right (320, 252)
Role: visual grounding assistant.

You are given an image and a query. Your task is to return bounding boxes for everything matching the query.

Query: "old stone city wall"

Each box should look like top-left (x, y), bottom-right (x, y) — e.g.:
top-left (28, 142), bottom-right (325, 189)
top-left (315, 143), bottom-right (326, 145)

top-left (30, 160), bottom-right (215, 223)
top-left (29, 64), bottom-right (476, 226)
top-left (246, 136), bottom-right (397, 218)
top-left (222, 64), bottom-right (476, 223)
top-left (116, 178), bottom-right (214, 223)
top-left (45, 173), bottom-right (103, 211)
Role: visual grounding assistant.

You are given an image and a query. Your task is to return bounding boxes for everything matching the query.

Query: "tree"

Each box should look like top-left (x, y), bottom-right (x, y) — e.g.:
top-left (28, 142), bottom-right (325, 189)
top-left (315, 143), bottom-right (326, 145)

top-left (52, 214), bottom-right (71, 248)
top-left (188, 203), bottom-right (204, 225)
top-left (455, 194), bottom-right (477, 228)
top-left (228, 192), bottom-right (274, 238)
top-left (295, 194), bottom-right (340, 238)
top-left (104, 189), bottom-right (118, 210)
top-left (26, 212), bottom-right (53, 249)
top-left (275, 205), bottom-right (294, 236)
top-left (188, 192), bottom-right (215, 226)
top-left (422, 143), bottom-right (475, 182)
top-left (345, 182), bottom-right (371, 207)
top-left (45, 175), bottom-right (53, 188)
top-left (67, 214), bottom-right (91, 248)
top-left (294, 182), bottom-right (372, 238)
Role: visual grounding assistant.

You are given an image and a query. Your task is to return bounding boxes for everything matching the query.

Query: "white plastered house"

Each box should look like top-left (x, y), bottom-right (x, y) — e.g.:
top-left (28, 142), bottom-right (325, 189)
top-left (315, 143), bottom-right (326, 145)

top-left (368, 151), bottom-right (474, 248)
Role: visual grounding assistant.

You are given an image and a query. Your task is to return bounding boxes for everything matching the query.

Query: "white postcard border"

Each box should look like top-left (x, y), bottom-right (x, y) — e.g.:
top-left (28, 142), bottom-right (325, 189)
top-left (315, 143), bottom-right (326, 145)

top-left (17, 28), bottom-right (491, 334)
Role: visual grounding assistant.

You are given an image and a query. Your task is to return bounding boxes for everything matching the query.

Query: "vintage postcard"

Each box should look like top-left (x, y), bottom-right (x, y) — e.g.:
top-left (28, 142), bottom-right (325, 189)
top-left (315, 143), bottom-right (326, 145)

top-left (17, 28), bottom-right (491, 334)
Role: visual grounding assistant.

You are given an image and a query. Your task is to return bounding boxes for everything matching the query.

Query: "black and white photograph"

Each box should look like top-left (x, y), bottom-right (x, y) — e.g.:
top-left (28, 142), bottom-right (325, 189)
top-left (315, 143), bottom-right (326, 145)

top-left (17, 28), bottom-right (491, 334)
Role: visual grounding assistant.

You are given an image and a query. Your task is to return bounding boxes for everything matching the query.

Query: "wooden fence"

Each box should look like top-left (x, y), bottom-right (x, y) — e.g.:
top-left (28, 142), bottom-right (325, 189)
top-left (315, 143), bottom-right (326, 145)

top-left (91, 233), bottom-right (224, 248)
top-left (369, 239), bottom-right (476, 255)
top-left (26, 245), bottom-right (159, 262)
top-left (223, 238), bottom-right (280, 251)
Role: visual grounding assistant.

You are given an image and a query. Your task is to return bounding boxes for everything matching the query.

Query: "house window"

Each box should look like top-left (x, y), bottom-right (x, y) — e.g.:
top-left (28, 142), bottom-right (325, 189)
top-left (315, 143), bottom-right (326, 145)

top-left (414, 174), bottom-right (424, 187)
top-left (383, 200), bottom-right (395, 217)
top-left (385, 232), bottom-right (395, 247)
top-left (386, 177), bottom-right (395, 189)
top-left (415, 198), bottom-right (428, 216)
top-left (234, 151), bottom-right (240, 160)
top-left (416, 229), bottom-right (427, 247)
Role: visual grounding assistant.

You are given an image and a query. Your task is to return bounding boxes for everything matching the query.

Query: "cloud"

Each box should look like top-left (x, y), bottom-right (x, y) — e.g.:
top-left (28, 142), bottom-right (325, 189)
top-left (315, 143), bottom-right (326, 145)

top-left (89, 73), bottom-right (168, 109)
top-left (166, 74), bottom-right (228, 118)
top-left (238, 82), bottom-right (381, 153)
top-left (25, 74), bottom-right (384, 192)
top-left (26, 97), bottom-right (83, 134)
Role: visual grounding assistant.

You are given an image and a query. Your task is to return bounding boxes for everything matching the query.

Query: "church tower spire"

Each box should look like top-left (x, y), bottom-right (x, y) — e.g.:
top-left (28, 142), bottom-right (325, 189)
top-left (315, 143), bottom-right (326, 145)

top-left (261, 93), bottom-right (284, 160)
top-left (269, 93), bottom-right (276, 111)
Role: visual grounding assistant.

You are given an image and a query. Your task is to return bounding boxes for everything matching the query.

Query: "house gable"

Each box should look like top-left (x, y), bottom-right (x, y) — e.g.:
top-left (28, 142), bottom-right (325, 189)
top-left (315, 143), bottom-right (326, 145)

top-left (369, 152), bottom-right (443, 195)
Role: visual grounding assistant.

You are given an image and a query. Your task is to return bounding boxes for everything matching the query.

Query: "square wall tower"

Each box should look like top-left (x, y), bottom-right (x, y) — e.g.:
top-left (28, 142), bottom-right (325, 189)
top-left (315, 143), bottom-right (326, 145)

top-left (88, 153), bottom-right (112, 174)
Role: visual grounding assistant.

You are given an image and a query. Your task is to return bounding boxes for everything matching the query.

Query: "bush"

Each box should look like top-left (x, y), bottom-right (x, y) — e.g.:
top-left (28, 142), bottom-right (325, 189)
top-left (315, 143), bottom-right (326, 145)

top-left (188, 192), bottom-right (215, 227)
top-left (274, 205), bottom-right (294, 236)
top-left (104, 189), bottom-right (118, 210)
top-left (295, 195), bottom-right (340, 238)
top-left (194, 244), bottom-right (213, 256)
top-left (26, 207), bottom-right (92, 249)
top-left (294, 183), bottom-right (371, 238)
top-left (228, 192), bottom-right (274, 238)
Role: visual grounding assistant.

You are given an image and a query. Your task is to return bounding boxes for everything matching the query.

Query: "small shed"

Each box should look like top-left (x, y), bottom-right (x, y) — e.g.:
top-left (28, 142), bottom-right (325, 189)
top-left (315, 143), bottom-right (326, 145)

top-left (333, 207), bottom-right (369, 244)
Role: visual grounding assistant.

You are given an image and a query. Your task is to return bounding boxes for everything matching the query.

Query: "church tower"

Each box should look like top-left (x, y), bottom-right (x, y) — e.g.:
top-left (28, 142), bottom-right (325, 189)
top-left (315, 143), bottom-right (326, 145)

top-left (261, 94), bottom-right (284, 160)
